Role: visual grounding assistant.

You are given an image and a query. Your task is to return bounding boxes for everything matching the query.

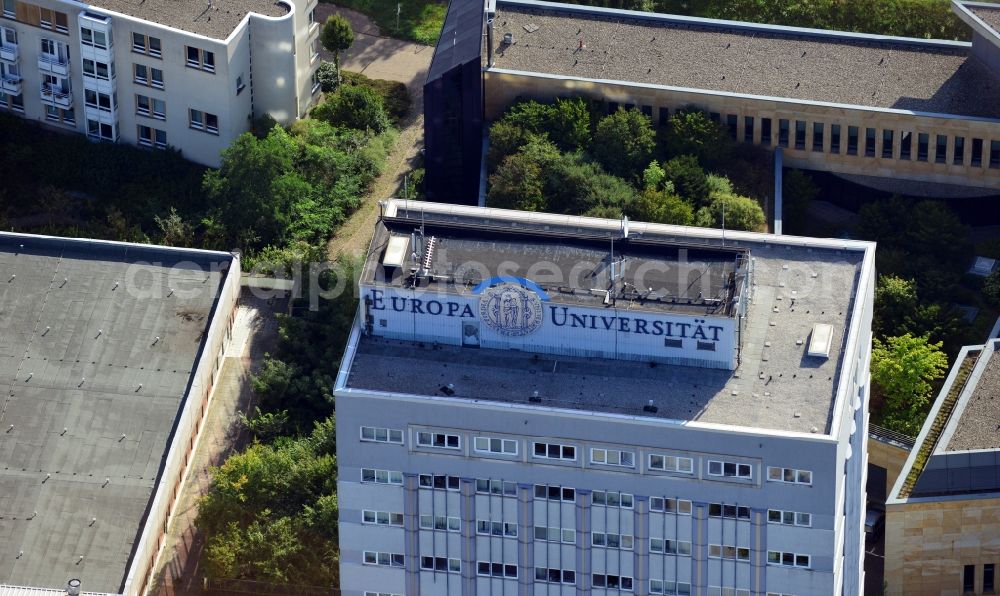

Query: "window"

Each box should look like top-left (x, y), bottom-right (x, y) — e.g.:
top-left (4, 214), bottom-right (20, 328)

top-left (865, 128), bottom-right (876, 157)
top-left (236, 75), bottom-right (246, 94)
top-left (592, 531), bottom-right (632, 550)
top-left (830, 124), bottom-right (841, 153)
top-left (767, 509), bottom-right (812, 527)
top-left (991, 140), bottom-right (1000, 168)
top-left (592, 490), bottom-right (633, 509)
top-left (649, 497), bottom-right (692, 514)
top-left (767, 551), bottom-right (810, 568)
top-left (900, 131), bottom-right (912, 160)
top-left (474, 436), bottom-right (516, 455)
top-left (648, 454), bottom-right (694, 473)
top-left (420, 556), bottom-right (460, 573)
top-left (418, 474), bottom-right (459, 491)
top-left (964, 565), bottom-right (976, 593)
top-left (936, 134), bottom-right (948, 164)
top-left (708, 460), bottom-right (752, 479)
top-left (476, 478), bottom-right (516, 495)
top-left (417, 431), bottom-right (460, 449)
top-left (80, 27), bottom-right (107, 49)
top-left (534, 484), bottom-right (575, 502)
top-left (419, 514), bottom-right (460, 532)
top-left (812, 122), bottom-right (824, 151)
top-left (186, 46), bottom-right (215, 72)
top-left (1, 26), bottom-right (14, 45)
top-left (708, 503), bottom-right (750, 520)
top-left (658, 107), bottom-right (669, 127)
top-left (744, 116), bottom-right (754, 143)
top-left (650, 580), bottom-right (692, 595)
top-left (593, 574), bottom-right (633, 591)
top-left (847, 126), bottom-right (859, 155)
top-left (133, 32), bottom-right (161, 57)
top-left (985, 563), bottom-right (995, 593)
top-left (650, 538), bottom-right (692, 555)
top-left (363, 551), bottom-right (405, 567)
top-left (972, 138), bottom-right (983, 167)
top-left (477, 561), bottom-right (517, 578)
top-left (2, 0), bottom-right (13, 18)
top-left (794, 120), bottom-right (806, 150)
top-left (535, 567), bottom-right (575, 584)
top-left (476, 519), bottom-right (517, 537)
top-left (361, 468), bottom-right (403, 485)
top-left (87, 119), bottom-right (114, 141)
top-left (590, 447), bottom-right (634, 467)
top-left (767, 466), bottom-right (812, 485)
top-left (134, 64), bottom-right (163, 87)
top-left (44, 105), bottom-right (73, 125)
top-left (708, 544), bottom-right (751, 561)
top-left (954, 136), bottom-right (965, 165)
top-left (360, 426), bottom-right (403, 444)
top-left (532, 441), bottom-right (576, 461)
top-left (534, 526), bottom-right (575, 544)
top-left (778, 119), bottom-right (789, 147)
top-left (726, 114), bottom-right (738, 140)
top-left (882, 129), bottom-right (894, 158)
top-left (84, 89), bottom-right (113, 112)
top-left (362, 509), bottom-right (403, 526)
top-left (918, 133), bottom-right (930, 161)
top-left (136, 95), bottom-right (165, 119)
top-left (761, 118), bottom-right (772, 146)
top-left (82, 59), bottom-right (113, 80)
top-left (189, 109), bottom-right (219, 134)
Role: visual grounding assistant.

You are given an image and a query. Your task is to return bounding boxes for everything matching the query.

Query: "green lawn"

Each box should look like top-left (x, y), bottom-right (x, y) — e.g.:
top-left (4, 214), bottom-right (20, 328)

top-left (329, 0), bottom-right (446, 45)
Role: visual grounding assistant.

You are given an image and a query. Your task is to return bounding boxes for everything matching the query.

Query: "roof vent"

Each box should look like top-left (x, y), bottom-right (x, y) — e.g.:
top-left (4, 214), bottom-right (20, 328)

top-left (67, 579), bottom-right (82, 596)
top-left (502, 32), bottom-right (515, 44)
top-left (807, 323), bottom-right (834, 358)
top-left (382, 235), bottom-right (409, 268)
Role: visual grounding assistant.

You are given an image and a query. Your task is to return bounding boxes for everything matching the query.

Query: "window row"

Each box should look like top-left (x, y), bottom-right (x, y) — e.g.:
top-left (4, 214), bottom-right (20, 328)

top-left (136, 94), bottom-right (164, 120)
top-left (534, 525), bottom-right (575, 544)
top-left (417, 431), bottom-right (460, 449)
top-left (420, 556), bottom-right (460, 573)
top-left (133, 64), bottom-right (164, 89)
top-left (419, 514), bottom-right (460, 532)
top-left (649, 497), bottom-right (693, 515)
top-left (708, 588), bottom-right (751, 596)
top-left (708, 503), bottom-right (751, 520)
top-left (592, 490), bottom-right (633, 508)
top-left (591, 447), bottom-right (634, 467)
top-left (10, 3), bottom-right (68, 33)
top-left (592, 531), bottom-right (633, 550)
top-left (189, 109), bottom-right (218, 135)
top-left (648, 453), bottom-right (694, 474)
top-left (767, 551), bottom-right (811, 568)
top-left (709, 544), bottom-right (751, 561)
top-left (650, 580), bottom-right (692, 595)
top-left (419, 474), bottom-right (459, 490)
top-left (362, 551), bottom-right (404, 567)
top-left (132, 33), bottom-right (161, 58)
top-left (362, 509), bottom-right (403, 527)
top-left (476, 478), bottom-right (517, 496)
top-left (767, 467), bottom-right (813, 485)
top-left (361, 468), bottom-right (402, 485)
top-left (650, 538), bottom-right (692, 555)
top-left (535, 567), bottom-right (576, 584)
top-left (534, 484), bottom-right (575, 502)
top-left (593, 574), bottom-right (634, 590)
top-left (533, 441), bottom-right (576, 460)
top-left (477, 561), bottom-right (517, 578)
top-left (475, 435), bottom-right (517, 455)
top-left (767, 509), bottom-right (812, 527)
top-left (137, 125), bottom-right (167, 150)
top-left (708, 460), bottom-right (752, 480)
top-left (360, 425), bottom-right (403, 444)
top-left (82, 58), bottom-right (113, 81)
top-left (477, 519), bottom-right (517, 537)
top-left (44, 105), bottom-right (73, 125)
top-left (186, 46), bottom-right (215, 72)
top-left (80, 26), bottom-right (109, 50)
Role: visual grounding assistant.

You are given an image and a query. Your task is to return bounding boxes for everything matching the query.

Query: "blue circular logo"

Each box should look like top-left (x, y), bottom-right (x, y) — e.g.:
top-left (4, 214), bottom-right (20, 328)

top-left (478, 282), bottom-right (543, 337)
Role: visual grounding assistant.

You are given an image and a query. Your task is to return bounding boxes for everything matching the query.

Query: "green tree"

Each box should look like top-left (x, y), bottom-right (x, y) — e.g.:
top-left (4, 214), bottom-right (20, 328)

top-left (984, 269), bottom-right (1000, 309)
top-left (592, 108), bottom-right (656, 180)
top-left (320, 15), bottom-right (354, 85)
top-left (313, 85), bottom-right (390, 133)
top-left (547, 97), bottom-right (592, 151)
top-left (154, 207), bottom-right (194, 247)
top-left (488, 152), bottom-right (547, 211)
top-left (632, 187), bottom-right (694, 226)
top-left (694, 192), bottom-right (766, 232)
top-left (663, 109), bottom-right (731, 166)
top-left (662, 155), bottom-right (710, 205)
top-left (874, 275), bottom-right (919, 339)
top-left (871, 334), bottom-right (949, 436)
top-left (642, 160), bottom-right (666, 190)
top-left (487, 121), bottom-right (531, 173)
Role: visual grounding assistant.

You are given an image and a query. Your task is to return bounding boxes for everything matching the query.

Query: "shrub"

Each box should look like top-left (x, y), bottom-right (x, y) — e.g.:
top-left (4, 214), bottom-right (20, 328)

top-left (592, 108), bottom-right (656, 180)
top-left (314, 61), bottom-right (338, 92)
top-left (662, 155), bottom-right (710, 205)
top-left (313, 85), bottom-right (391, 134)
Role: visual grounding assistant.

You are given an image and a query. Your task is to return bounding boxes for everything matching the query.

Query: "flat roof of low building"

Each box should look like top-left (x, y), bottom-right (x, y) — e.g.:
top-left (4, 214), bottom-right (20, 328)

top-left (0, 235), bottom-right (231, 593)
top-left (490, 0), bottom-right (1000, 120)
top-left (944, 343), bottom-right (1000, 452)
top-left (87, 0), bottom-right (288, 40)
top-left (344, 203), bottom-right (873, 435)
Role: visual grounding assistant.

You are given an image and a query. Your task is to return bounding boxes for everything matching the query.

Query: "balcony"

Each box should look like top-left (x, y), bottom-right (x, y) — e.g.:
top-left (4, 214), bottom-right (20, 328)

top-left (0, 43), bottom-right (17, 62)
top-left (1, 75), bottom-right (20, 94)
top-left (40, 84), bottom-right (72, 108)
top-left (38, 54), bottom-right (69, 76)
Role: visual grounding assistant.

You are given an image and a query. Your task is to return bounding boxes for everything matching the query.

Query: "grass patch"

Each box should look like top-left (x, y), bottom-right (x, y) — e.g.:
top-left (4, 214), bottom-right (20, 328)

top-left (328, 0), bottom-right (446, 45)
top-left (341, 70), bottom-right (411, 123)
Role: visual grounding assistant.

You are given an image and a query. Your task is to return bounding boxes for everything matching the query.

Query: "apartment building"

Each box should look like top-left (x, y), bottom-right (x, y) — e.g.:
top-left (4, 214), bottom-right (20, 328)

top-left (0, 233), bottom-right (240, 595)
top-left (424, 0), bottom-right (1000, 203)
top-left (885, 339), bottom-right (1000, 596)
top-left (335, 201), bottom-right (876, 595)
top-left (0, 0), bottom-right (320, 166)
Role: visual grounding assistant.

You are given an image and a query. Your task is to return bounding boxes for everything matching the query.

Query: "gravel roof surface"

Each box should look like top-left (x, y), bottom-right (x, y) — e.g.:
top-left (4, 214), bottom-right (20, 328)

top-left (88, 0), bottom-right (287, 39)
top-left (972, 6), bottom-right (1000, 33)
top-left (946, 348), bottom-right (1000, 451)
top-left (491, 5), bottom-right (1000, 119)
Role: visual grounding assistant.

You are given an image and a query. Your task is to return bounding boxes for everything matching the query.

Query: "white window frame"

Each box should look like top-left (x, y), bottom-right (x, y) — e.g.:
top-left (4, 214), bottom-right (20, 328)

top-left (533, 484), bottom-right (575, 502)
top-left (474, 436), bottom-right (517, 455)
top-left (418, 474), bottom-right (460, 491)
top-left (767, 466), bottom-right (813, 485)
top-left (535, 568), bottom-right (576, 585)
top-left (419, 556), bottom-right (461, 573)
top-left (360, 468), bottom-right (403, 485)
top-left (476, 519), bottom-right (517, 537)
top-left (475, 478), bottom-right (517, 495)
top-left (649, 497), bottom-right (693, 515)
top-left (476, 561), bottom-right (518, 578)
top-left (708, 544), bottom-right (751, 561)
top-left (590, 447), bottom-right (635, 468)
top-left (767, 509), bottom-right (812, 527)
top-left (591, 490), bottom-right (633, 509)
top-left (650, 580), bottom-right (693, 595)
top-left (533, 525), bottom-right (575, 544)
top-left (532, 441), bottom-right (576, 461)
top-left (362, 551), bottom-right (404, 567)
top-left (419, 514), bottom-right (461, 532)
top-left (649, 537), bottom-right (692, 555)
top-left (591, 531), bottom-right (633, 550)
top-left (708, 460), bottom-right (753, 479)
top-left (361, 509), bottom-right (403, 526)
top-left (648, 453), bottom-right (694, 473)
top-left (360, 426), bottom-right (403, 444)
top-left (592, 574), bottom-right (634, 591)
top-left (417, 431), bottom-right (461, 450)
top-left (767, 551), bottom-right (811, 568)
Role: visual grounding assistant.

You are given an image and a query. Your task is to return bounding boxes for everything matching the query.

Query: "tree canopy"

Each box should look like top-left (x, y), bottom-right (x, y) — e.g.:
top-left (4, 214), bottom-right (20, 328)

top-left (320, 14), bottom-right (354, 83)
top-left (871, 333), bottom-right (949, 436)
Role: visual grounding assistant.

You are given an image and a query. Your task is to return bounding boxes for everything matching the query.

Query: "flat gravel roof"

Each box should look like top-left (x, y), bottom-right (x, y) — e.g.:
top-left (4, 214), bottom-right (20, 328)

top-left (87, 0), bottom-right (287, 39)
top-left (491, 2), bottom-right (1000, 120)
top-left (0, 236), bottom-right (230, 593)
top-left (972, 5), bottom-right (1000, 33)
top-left (945, 347), bottom-right (1000, 452)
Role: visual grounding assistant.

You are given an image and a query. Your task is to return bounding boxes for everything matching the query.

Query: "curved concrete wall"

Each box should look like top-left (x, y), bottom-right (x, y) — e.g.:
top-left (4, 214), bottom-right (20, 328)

top-left (249, 2), bottom-right (298, 124)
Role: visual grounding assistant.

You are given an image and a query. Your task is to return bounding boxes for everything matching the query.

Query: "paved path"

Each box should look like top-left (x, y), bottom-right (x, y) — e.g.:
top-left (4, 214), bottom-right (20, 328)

top-left (317, 5), bottom-right (433, 260)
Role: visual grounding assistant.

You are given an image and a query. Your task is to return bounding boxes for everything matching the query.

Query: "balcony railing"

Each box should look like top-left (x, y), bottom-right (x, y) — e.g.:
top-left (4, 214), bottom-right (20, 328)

top-left (40, 84), bottom-right (72, 107)
top-left (38, 54), bottom-right (69, 75)
top-left (0, 43), bottom-right (17, 62)
top-left (1, 75), bottom-right (20, 94)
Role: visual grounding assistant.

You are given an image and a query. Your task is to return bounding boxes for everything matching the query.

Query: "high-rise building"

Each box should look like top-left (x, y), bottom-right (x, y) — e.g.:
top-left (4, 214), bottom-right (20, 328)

top-left (0, 0), bottom-right (320, 166)
top-left (335, 201), bottom-right (876, 595)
